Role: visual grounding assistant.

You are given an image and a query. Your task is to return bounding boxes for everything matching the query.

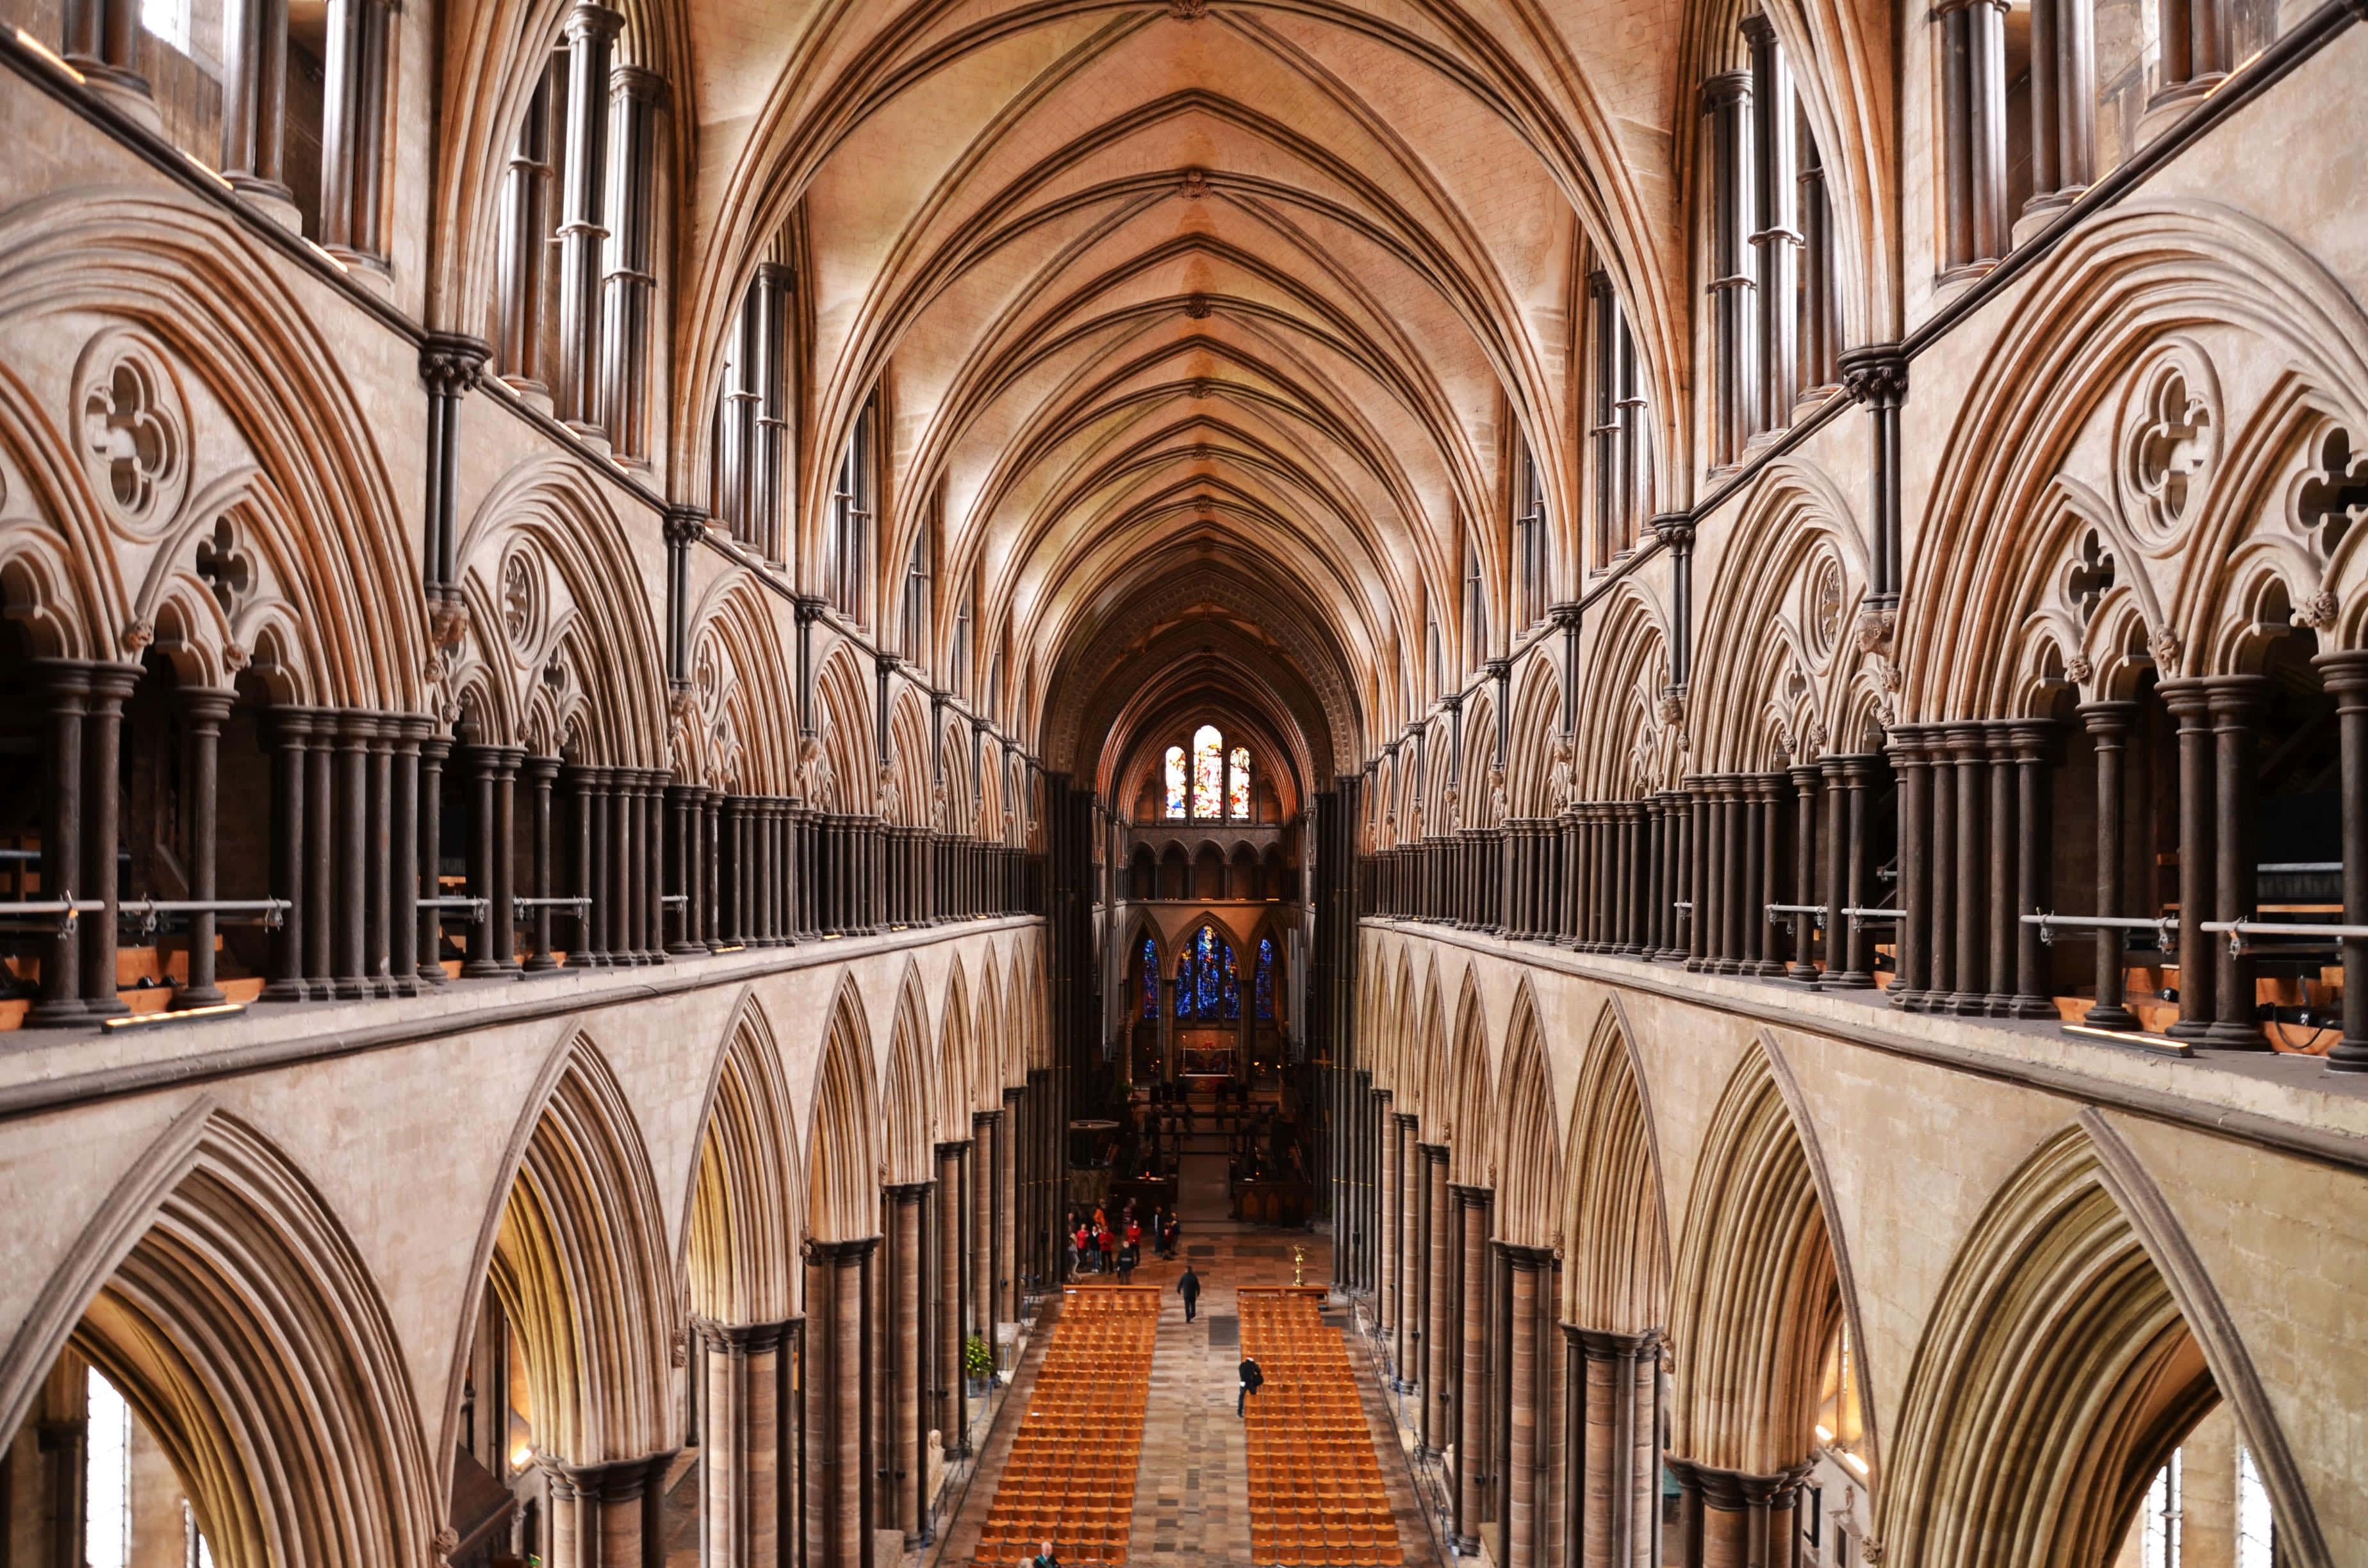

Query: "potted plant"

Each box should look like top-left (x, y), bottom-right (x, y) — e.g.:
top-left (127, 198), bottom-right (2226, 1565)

top-left (964, 1334), bottom-right (994, 1396)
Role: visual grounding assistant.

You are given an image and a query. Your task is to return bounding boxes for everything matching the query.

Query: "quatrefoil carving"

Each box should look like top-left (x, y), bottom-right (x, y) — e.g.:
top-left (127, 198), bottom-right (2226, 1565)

top-left (2113, 346), bottom-right (2220, 546)
top-left (2062, 528), bottom-right (2116, 630)
top-left (76, 337), bottom-right (186, 530)
top-left (499, 550), bottom-right (542, 653)
top-left (193, 518), bottom-right (254, 616)
top-left (2297, 427), bottom-right (2368, 557)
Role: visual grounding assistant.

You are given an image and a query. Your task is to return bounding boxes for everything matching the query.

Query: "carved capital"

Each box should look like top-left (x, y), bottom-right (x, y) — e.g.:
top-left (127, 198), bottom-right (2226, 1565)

top-left (429, 594), bottom-right (472, 651)
top-left (663, 505), bottom-right (709, 550)
top-left (1547, 600), bottom-right (1584, 631)
top-left (418, 333), bottom-right (489, 397)
top-left (793, 594), bottom-right (828, 627)
top-left (1650, 512), bottom-right (1696, 550)
top-left (1838, 343), bottom-right (1909, 408)
top-left (1853, 602), bottom-right (1897, 657)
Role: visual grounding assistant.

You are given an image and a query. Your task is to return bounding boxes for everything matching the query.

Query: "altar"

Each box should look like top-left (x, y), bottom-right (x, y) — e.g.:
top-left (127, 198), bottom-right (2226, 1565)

top-left (1176, 1027), bottom-right (1237, 1079)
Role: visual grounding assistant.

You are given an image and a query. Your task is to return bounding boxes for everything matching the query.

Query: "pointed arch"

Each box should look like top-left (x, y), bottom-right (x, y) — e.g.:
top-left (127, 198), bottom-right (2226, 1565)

top-left (807, 979), bottom-right (883, 1244)
top-left (811, 641), bottom-right (876, 813)
top-left (1445, 967), bottom-right (1496, 1186)
top-left (937, 958), bottom-right (976, 1143)
top-left (474, 1033), bottom-right (677, 1465)
top-left (1560, 998), bottom-right (1672, 1334)
top-left (685, 995), bottom-right (805, 1327)
top-left (1879, 1114), bottom-right (2330, 1568)
top-left (1492, 982), bottom-right (1561, 1250)
top-left (0, 1104), bottom-right (433, 1568)
top-left (880, 965), bottom-right (936, 1187)
top-left (1666, 1040), bottom-right (1861, 1476)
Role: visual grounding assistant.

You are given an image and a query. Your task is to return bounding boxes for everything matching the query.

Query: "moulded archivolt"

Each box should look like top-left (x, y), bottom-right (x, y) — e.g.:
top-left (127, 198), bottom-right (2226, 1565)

top-left (2113, 336), bottom-right (2221, 550)
top-left (72, 325), bottom-right (190, 539)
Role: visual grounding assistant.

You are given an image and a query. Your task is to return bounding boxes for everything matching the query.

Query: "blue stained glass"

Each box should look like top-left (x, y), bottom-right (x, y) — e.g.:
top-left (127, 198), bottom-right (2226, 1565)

top-left (1175, 950), bottom-right (1191, 1017)
top-left (1254, 938), bottom-right (1274, 1020)
top-left (1220, 947), bottom-right (1240, 1020)
top-left (1140, 938), bottom-right (1158, 1018)
top-left (1194, 928), bottom-right (1219, 1016)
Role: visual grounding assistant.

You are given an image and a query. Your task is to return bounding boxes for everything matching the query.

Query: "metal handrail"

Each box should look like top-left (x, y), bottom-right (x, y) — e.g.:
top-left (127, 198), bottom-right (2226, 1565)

top-left (2258, 862), bottom-right (2341, 874)
top-left (1766, 903), bottom-right (1828, 920)
top-left (2022, 911), bottom-right (2179, 952)
top-left (2200, 917), bottom-right (2368, 954)
top-left (418, 896), bottom-right (489, 923)
top-left (120, 897), bottom-right (290, 935)
top-left (659, 894), bottom-right (689, 906)
top-left (1841, 906), bottom-right (1903, 925)
top-left (513, 896), bottom-right (592, 910)
top-left (0, 894), bottom-right (108, 931)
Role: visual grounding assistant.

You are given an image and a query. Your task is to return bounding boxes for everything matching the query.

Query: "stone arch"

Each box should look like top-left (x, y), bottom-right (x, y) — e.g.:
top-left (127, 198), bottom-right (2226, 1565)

top-left (0, 194), bottom-right (423, 706)
top-left (1580, 578), bottom-right (1679, 797)
top-left (1878, 1113), bottom-right (2330, 1568)
top-left (0, 1103), bottom-right (434, 1568)
top-left (1667, 1039), bottom-right (1870, 1477)
top-left (468, 1032), bottom-right (677, 1466)
top-left (1443, 967), bottom-right (1495, 1186)
top-left (937, 958), bottom-right (976, 1143)
top-left (685, 994), bottom-right (805, 1327)
top-left (1504, 649), bottom-right (1566, 817)
top-left (880, 964), bottom-right (935, 1187)
top-left (685, 573), bottom-right (798, 794)
top-left (452, 455), bottom-right (670, 763)
top-left (1903, 201), bottom-right (2368, 719)
top-left (1559, 999), bottom-right (1672, 1334)
top-left (810, 641), bottom-right (874, 813)
top-left (1694, 458), bottom-right (1870, 771)
top-left (1491, 982), bottom-right (1562, 1252)
top-left (805, 979), bottom-right (882, 1245)
top-left (885, 683), bottom-right (933, 826)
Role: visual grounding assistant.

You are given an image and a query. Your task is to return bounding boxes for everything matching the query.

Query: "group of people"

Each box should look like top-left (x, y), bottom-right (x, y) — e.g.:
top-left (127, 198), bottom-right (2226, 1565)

top-left (1067, 1200), bottom-right (1187, 1282)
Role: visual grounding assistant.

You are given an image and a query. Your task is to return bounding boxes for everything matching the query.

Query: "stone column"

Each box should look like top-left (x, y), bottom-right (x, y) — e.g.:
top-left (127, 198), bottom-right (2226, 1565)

top-left (972, 1110), bottom-right (999, 1371)
top-left (805, 1237), bottom-right (876, 1568)
top-left (1501, 1246), bottom-right (1554, 1568)
top-left (885, 1184), bottom-right (929, 1542)
top-left (2161, 680), bottom-right (2216, 1039)
top-left (2079, 703), bottom-right (2140, 1030)
top-left (416, 733), bottom-right (450, 984)
top-left (1788, 764), bottom-right (1820, 982)
top-left (78, 666), bottom-right (138, 1017)
top-left (1376, 1092), bottom-right (1398, 1347)
top-left (27, 664), bottom-right (91, 1025)
top-left (1575, 1329), bottom-right (1661, 1568)
top-left (700, 1318), bottom-right (796, 1568)
top-left (523, 756), bottom-right (562, 971)
top-left (1454, 1185), bottom-right (1493, 1552)
top-left (1949, 723), bottom-right (1989, 1014)
top-left (542, 1454), bottom-right (672, 1568)
top-left (554, 2), bottom-right (623, 439)
top-left (388, 720), bottom-right (422, 995)
top-left (1422, 1145), bottom-right (1453, 1455)
top-left (1666, 1458), bottom-right (1808, 1568)
top-left (1000, 1086), bottom-right (1023, 1326)
top-left (933, 1143), bottom-right (970, 1455)
top-left (1401, 1119), bottom-right (1426, 1395)
top-left (61, 0), bottom-right (152, 105)
top-left (175, 689), bottom-right (234, 1008)
top-left (2009, 723), bottom-right (2059, 1017)
top-left (363, 720), bottom-right (395, 992)
top-left (2318, 654), bottom-right (2368, 1073)
top-left (491, 748), bottom-right (523, 973)
top-left (2207, 676), bottom-right (2269, 1047)
top-left (1892, 728), bottom-right (1932, 1009)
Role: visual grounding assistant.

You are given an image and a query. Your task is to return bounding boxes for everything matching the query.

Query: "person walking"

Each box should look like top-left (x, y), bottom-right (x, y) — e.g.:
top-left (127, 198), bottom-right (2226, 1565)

top-left (1177, 1264), bottom-right (1202, 1323)
top-left (1073, 1220), bottom-right (1094, 1275)
top-left (1115, 1238), bottom-right (1138, 1284)
top-left (1237, 1353), bottom-right (1263, 1417)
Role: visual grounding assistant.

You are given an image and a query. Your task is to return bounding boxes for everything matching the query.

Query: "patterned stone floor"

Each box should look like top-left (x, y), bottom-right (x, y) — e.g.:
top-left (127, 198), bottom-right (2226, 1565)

top-left (941, 1221), bottom-right (1441, 1567)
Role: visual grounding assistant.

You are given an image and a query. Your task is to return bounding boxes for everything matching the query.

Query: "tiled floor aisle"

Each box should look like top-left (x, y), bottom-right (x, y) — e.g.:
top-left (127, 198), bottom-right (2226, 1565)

top-left (947, 1223), bottom-right (1440, 1567)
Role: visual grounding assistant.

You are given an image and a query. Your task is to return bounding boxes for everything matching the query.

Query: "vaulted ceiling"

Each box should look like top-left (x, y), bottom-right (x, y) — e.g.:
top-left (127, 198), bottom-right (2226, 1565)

top-left (659, 0), bottom-right (1763, 808)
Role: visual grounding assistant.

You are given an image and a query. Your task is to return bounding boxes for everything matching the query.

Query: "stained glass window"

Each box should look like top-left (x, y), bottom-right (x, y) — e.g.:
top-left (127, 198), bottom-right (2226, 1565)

top-left (1140, 937), bottom-right (1159, 1018)
top-left (1191, 724), bottom-right (1223, 817)
top-left (1254, 938), bottom-right (1275, 1020)
top-left (1174, 927), bottom-right (1238, 1021)
top-left (1163, 746), bottom-right (1187, 818)
top-left (1228, 746), bottom-right (1251, 819)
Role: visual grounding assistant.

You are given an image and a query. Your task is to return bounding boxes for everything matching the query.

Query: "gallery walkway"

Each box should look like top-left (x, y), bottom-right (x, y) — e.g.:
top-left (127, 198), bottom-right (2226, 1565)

top-left (939, 1225), bottom-right (1438, 1567)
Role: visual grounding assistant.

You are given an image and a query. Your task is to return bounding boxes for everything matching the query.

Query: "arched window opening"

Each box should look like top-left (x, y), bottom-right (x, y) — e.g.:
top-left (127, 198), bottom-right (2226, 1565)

top-left (709, 262), bottom-right (791, 559)
top-left (828, 392), bottom-right (878, 621)
top-left (1139, 935), bottom-right (1160, 1017)
top-left (1190, 724), bottom-right (1224, 818)
top-left (901, 511), bottom-right (932, 661)
top-left (1586, 272), bottom-right (1653, 567)
top-left (1253, 936), bottom-right (1276, 1020)
top-left (950, 568), bottom-right (976, 692)
top-left (1513, 439), bottom-right (1548, 626)
top-left (1228, 746), bottom-right (1251, 819)
top-left (1163, 746), bottom-right (1188, 819)
top-left (493, 9), bottom-right (668, 457)
top-left (88, 0), bottom-right (395, 257)
top-left (1462, 535), bottom-right (1487, 671)
top-left (1174, 926), bottom-right (1239, 1022)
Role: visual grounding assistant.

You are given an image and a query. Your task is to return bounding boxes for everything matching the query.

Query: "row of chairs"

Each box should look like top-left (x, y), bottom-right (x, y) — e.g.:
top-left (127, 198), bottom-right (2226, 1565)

top-left (970, 1287), bottom-right (1162, 1568)
top-left (1238, 1290), bottom-right (1405, 1568)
